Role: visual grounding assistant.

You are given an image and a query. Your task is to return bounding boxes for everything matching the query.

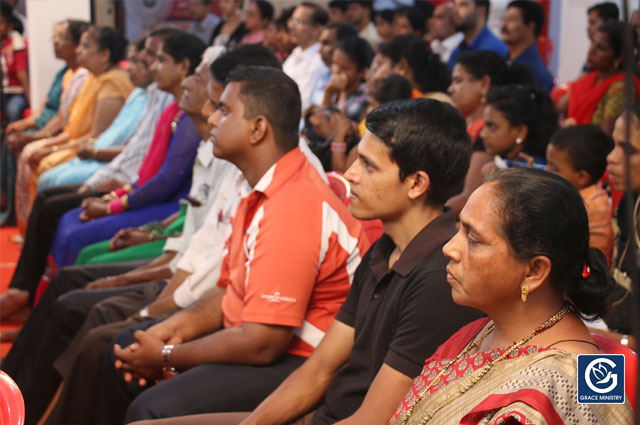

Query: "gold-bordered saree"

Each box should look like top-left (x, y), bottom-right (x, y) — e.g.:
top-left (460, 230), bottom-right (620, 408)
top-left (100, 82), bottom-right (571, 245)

top-left (390, 319), bottom-right (634, 425)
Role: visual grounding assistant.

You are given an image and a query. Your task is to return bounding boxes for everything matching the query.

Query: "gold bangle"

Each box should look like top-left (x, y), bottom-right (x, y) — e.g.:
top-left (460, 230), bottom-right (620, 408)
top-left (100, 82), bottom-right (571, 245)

top-left (102, 192), bottom-right (117, 201)
top-left (121, 194), bottom-right (129, 210)
top-left (105, 203), bottom-right (112, 215)
top-left (92, 147), bottom-right (99, 159)
top-left (149, 229), bottom-right (157, 241)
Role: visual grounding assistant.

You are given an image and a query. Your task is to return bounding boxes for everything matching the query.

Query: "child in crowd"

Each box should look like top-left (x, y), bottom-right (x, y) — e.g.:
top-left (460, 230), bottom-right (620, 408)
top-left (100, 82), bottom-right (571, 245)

top-left (545, 124), bottom-right (614, 264)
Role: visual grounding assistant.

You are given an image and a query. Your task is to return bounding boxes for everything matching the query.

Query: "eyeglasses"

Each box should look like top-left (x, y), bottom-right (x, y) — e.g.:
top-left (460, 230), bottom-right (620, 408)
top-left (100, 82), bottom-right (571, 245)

top-left (52, 33), bottom-right (70, 43)
top-left (288, 18), bottom-right (311, 26)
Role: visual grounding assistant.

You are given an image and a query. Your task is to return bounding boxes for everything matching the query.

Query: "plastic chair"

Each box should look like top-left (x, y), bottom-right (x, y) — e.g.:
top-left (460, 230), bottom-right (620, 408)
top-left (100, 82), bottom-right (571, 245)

top-left (0, 370), bottom-right (25, 425)
top-left (592, 333), bottom-right (637, 411)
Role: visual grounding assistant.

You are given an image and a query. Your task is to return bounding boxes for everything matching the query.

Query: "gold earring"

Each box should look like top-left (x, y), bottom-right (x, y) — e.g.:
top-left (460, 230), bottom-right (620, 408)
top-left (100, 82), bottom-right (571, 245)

top-left (480, 93), bottom-right (486, 104)
top-left (521, 284), bottom-right (529, 303)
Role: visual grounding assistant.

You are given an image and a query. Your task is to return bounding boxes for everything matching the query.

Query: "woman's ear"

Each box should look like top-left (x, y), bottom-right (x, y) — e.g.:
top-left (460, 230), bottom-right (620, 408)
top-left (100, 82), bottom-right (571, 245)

top-left (522, 255), bottom-right (552, 295)
top-left (479, 75), bottom-right (492, 96)
top-left (394, 58), bottom-right (412, 80)
top-left (98, 47), bottom-right (111, 65)
top-left (513, 124), bottom-right (528, 143)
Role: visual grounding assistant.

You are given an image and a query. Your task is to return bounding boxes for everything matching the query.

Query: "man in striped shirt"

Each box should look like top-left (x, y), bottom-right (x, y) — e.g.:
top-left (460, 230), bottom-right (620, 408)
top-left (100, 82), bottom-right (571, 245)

top-left (91, 66), bottom-right (370, 424)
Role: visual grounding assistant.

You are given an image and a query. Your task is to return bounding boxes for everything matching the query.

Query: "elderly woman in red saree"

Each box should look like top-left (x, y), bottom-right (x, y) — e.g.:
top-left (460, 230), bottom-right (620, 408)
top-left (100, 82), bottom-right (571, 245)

top-left (390, 167), bottom-right (634, 425)
top-left (560, 22), bottom-right (640, 135)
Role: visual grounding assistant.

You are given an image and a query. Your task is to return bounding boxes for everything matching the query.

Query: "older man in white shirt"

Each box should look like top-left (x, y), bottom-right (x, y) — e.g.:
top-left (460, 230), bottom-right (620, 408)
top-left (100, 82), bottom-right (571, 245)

top-left (282, 3), bottom-right (329, 113)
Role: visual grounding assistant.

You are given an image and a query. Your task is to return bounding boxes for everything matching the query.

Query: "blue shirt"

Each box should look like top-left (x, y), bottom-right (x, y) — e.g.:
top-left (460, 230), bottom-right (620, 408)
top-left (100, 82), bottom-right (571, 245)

top-left (449, 26), bottom-right (509, 70)
top-left (510, 44), bottom-right (553, 91)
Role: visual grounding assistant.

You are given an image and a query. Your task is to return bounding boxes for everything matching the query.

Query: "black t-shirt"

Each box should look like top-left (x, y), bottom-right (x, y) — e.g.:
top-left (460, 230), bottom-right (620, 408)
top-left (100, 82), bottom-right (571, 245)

top-left (312, 209), bottom-right (484, 425)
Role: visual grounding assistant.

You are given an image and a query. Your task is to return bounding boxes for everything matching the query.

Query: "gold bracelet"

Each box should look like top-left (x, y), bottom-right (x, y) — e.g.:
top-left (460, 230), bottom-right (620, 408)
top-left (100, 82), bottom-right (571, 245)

top-left (105, 203), bottom-right (112, 215)
top-left (92, 147), bottom-right (99, 159)
top-left (121, 194), bottom-right (129, 210)
top-left (149, 229), bottom-right (157, 241)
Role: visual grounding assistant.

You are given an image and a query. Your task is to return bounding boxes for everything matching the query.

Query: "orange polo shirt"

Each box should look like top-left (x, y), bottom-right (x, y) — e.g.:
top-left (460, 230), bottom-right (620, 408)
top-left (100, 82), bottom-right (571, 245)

top-left (218, 147), bottom-right (370, 358)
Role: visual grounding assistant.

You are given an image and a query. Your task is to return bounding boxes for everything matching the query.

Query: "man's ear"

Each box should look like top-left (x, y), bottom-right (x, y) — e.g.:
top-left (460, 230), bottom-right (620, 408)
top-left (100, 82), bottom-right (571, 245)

top-left (248, 115), bottom-right (269, 146)
top-left (407, 170), bottom-right (430, 201)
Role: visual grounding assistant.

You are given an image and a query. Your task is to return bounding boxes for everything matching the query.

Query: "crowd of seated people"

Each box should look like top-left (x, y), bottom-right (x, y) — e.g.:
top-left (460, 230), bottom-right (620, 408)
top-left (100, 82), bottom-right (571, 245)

top-left (0, 1), bottom-right (639, 425)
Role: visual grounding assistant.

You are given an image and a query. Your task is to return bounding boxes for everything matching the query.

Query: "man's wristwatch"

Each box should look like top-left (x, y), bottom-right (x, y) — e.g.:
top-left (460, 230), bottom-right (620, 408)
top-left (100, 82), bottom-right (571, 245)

top-left (161, 344), bottom-right (177, 379)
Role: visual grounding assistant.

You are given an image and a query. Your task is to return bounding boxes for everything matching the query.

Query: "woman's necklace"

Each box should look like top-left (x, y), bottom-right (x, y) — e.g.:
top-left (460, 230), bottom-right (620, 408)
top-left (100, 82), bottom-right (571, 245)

top-left (400, 305), bottom-right (570, 425)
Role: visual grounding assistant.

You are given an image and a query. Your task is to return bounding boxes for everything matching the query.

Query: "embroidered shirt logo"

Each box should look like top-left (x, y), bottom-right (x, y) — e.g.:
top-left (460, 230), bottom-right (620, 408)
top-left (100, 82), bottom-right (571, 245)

top-left (260, 291), bottom-right (297, 303)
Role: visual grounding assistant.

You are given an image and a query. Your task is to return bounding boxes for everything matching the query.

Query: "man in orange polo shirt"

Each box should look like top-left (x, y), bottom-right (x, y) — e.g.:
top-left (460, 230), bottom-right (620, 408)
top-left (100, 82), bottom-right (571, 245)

top-left (87, 66), bottom-right (370, 424)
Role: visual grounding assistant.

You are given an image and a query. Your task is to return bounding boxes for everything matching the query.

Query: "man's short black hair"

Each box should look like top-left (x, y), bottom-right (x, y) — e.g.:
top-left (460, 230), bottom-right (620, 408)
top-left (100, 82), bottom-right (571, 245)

top-left (365, 99), bottom-right (471, 206)
top-left (475, 0), bottom-right (490, 20)
top-left (300, 2), bottom-right (329, 27)
top-left (328, 0), bottom-right (349, 12)
top-left (508, 0), bottom-right (545, 36)
top-left (326, 21), bottom-right (358, 39)
top-left (549, 125), bottom-right (612, 184)
top-left (394, 6), bottom-right (427, 35)
top-left (210, 44), bottom-right (281, 85)
top-left (352, 0), bottom-right (373, 10)
top-left (226, 66), bottom-right (301, 152)
top-left (588, 2), bottom-right (619, 21)
top-left (374, 9), bottom-right (396, 25)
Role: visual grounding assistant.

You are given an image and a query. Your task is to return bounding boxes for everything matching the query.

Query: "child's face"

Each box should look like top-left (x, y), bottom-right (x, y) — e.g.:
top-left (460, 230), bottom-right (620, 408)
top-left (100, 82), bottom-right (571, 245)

top-left (545, 144), bottom-right (591, 190)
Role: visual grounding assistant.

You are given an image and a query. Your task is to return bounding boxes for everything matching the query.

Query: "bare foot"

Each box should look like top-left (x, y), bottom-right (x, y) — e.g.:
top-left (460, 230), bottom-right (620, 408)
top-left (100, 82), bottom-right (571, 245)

top-left (0, 289), bottom-right (29, 320)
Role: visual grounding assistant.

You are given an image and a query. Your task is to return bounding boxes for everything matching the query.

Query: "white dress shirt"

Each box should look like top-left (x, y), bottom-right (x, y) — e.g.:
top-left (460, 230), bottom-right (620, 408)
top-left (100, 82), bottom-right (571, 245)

top-left (283, 42), bottom-right (329, 113)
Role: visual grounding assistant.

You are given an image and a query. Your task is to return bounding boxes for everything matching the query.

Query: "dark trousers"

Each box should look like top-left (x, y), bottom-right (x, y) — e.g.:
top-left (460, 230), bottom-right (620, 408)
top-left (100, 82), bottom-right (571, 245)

top-left (46, 286), bottom-right (167, 425)
top-left (8, 184), bottom-right (100, 303)
top-left (1, 261), bottom-right (147, 425)
top-left (92, 319), bottom-right (306, 425)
